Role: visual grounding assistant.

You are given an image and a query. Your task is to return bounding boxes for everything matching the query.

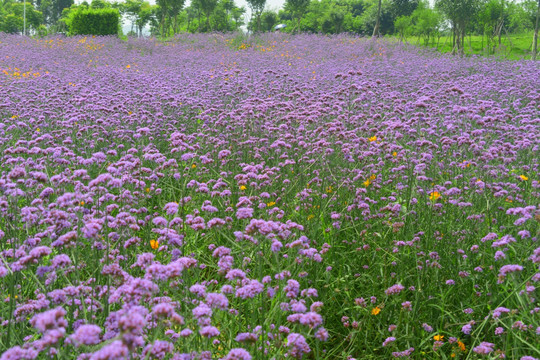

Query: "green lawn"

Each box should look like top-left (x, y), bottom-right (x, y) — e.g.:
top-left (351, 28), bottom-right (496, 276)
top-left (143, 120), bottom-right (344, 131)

top-left (397, 32), bottom-right (537, 60)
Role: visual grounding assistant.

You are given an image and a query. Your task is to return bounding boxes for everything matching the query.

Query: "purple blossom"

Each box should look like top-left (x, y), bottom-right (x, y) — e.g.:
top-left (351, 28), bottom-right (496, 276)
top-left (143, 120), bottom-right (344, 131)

top-left (462, 324), bottom-right (473, 335)
top-left (30, 307), bottom-right (68, 333)
top-left (235, 332), bottom-right (258, 343)
top-left (236, 207), bottom-right (254, 220)
top-left (385, 284), bottom-right (405, 295)
top-left (315, 327), bottom-right (329, 341)
top-left (221, 348), bottom-right (252, 360)
top-left (299, 312), bottom-right (323, 328)
top-left (235, 280), bottom-right (264, 299)
top-left (199, 326), bottom-right (220, 338)
top-left (88, 340), bottom-right (128, 360)
top-left (69, 324), bottom-right (102, 346)
top-left (286, 333), bottom-right (311, 358)
top-left (392, 347), bottom-right (414, 358)
top-left (142, 340), bottom-right (174, 359)
top-left (383, 337), bottom-right (396, 347)
top-left (472, 342), bottom-right (495, 355)
top-left (498, 264), bottom-right (524, 281)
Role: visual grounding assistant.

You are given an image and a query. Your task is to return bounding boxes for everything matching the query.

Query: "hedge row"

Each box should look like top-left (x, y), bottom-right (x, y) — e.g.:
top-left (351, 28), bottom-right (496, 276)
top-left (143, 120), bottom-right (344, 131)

top-left (68, 8), bottom-right (119, 36)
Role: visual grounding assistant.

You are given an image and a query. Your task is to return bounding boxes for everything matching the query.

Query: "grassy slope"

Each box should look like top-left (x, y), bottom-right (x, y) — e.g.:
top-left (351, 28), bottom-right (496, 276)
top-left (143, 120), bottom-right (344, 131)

top-left (396, 31), bottom-right (536, 60)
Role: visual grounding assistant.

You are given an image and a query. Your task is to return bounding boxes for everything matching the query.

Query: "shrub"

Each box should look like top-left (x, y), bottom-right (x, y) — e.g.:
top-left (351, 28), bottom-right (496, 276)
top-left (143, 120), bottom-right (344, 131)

top-left (67, 8), bottom-right (119, 36)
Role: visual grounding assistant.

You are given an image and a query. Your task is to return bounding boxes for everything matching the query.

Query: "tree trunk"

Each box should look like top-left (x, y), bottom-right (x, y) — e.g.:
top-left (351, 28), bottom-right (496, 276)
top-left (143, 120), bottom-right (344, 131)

top-left (161, 13), bottom-right (166, 37)
top-left (498, 0), bottom-right (503, 46)
top-left (452, 21), bottom-right (456, 54)
top-left (534, 0), bottom-right (540, 60)
top-left (482, 28), bottom-right (485, 55)
top-left (461, 25), bottom-right (465, 55)
top-left (372, 0), bottom-right (382, 37)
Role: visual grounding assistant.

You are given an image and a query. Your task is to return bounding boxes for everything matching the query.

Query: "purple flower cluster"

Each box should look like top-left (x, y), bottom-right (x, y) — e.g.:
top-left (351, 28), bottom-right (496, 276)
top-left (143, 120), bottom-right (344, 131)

top-left (0, 33), bottom-right (538, 359)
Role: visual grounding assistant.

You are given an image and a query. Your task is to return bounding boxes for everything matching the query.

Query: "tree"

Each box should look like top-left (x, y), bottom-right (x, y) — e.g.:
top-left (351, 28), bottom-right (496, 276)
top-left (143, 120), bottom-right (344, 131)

top-left (507, 0), bottom-right (535, 33)
top-left (155, 0), bottom-right (169, 35)
top-left (413, 6), bottom-right (440, 45)
top-left (372, 0), bottom-right (381, 35)
top-left (230, 5), bottom-right (245, 29)
top-left (1, 2), bottom-right (43, 34)
top-left (261, 10), bottom-right (277, 31)
top-left (1, 13), bottom-right (23, 33)
top-left (246, 0), bottom-right (265, 32)
top-left (361, 0), bottom-right (393, 35)
top-left (284, 0), bottom-right (310, 33)
top-left (91, 0), bottom-right (108, 8)
top-left (330, 9), bottom-right (345, 32)
top-left (394, 15), bottom-right (411, 41)
top-left (221, 0), bottom-right (233, 17)
top-left (534, 0), bottom-right (539, 59)
top-left (477, 0), bottom-right (505, 54)
top-left (436, 0), bottom-right (479, 55)
top-left (155, 0), bottom-right (185, 36)
top-left (124, 0), bottom-right (142, 33)
top-left (199, 0), bottom-right (218, 31)
top-left (190, 0), bottom-right (203, 32)
top-left (40, 0), bottom-right (74, 27)
top-left (136, 2), bottom-right (155, 36)
top-left (169, 0), bottom-right (186, 33)
top-left (211, 0), bottom-right (232, 31)
top-left (391, 0), bottom-right (417, 18)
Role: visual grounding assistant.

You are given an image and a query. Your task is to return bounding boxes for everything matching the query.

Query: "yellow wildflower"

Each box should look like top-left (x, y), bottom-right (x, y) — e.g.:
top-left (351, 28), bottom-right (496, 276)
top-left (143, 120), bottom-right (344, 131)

top-left (519, 175), bottom-right (528, 181)
top-left (392, 151), bottom-right (397, 157)
top-left (429, 191), bottom-right (441, 201)
top-left (457, 341), bottom-right (466, 352)
top-left (150, 239), bottom-right (159, 250)
top-left (191, 164), bottom-right (197, 169)
top-left (433, 335), bottom-right (444, 341)
top-left (369, 136), bottom-right (377, 142)
top-left (371, 307), bottom-right (381, 315)
top-left (240, 185), bottom-right (246, 191)
top-left (266, 201), bottom-right (276, 207)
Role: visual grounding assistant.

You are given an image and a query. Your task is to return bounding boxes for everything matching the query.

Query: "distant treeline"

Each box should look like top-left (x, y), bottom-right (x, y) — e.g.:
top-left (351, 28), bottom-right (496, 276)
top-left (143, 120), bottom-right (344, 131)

top-left (1, 0), bottom-right (539, 57)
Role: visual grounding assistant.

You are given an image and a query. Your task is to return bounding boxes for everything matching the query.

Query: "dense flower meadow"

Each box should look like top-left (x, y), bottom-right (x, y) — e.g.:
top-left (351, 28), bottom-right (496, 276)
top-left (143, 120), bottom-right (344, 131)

top-left (0, 33), bottom-right (539, 359)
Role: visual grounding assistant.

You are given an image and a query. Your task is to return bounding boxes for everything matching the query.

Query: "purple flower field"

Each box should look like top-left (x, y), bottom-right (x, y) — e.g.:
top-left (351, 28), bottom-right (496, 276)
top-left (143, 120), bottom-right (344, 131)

top-left (0, 33), bottom-right (539, 359)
